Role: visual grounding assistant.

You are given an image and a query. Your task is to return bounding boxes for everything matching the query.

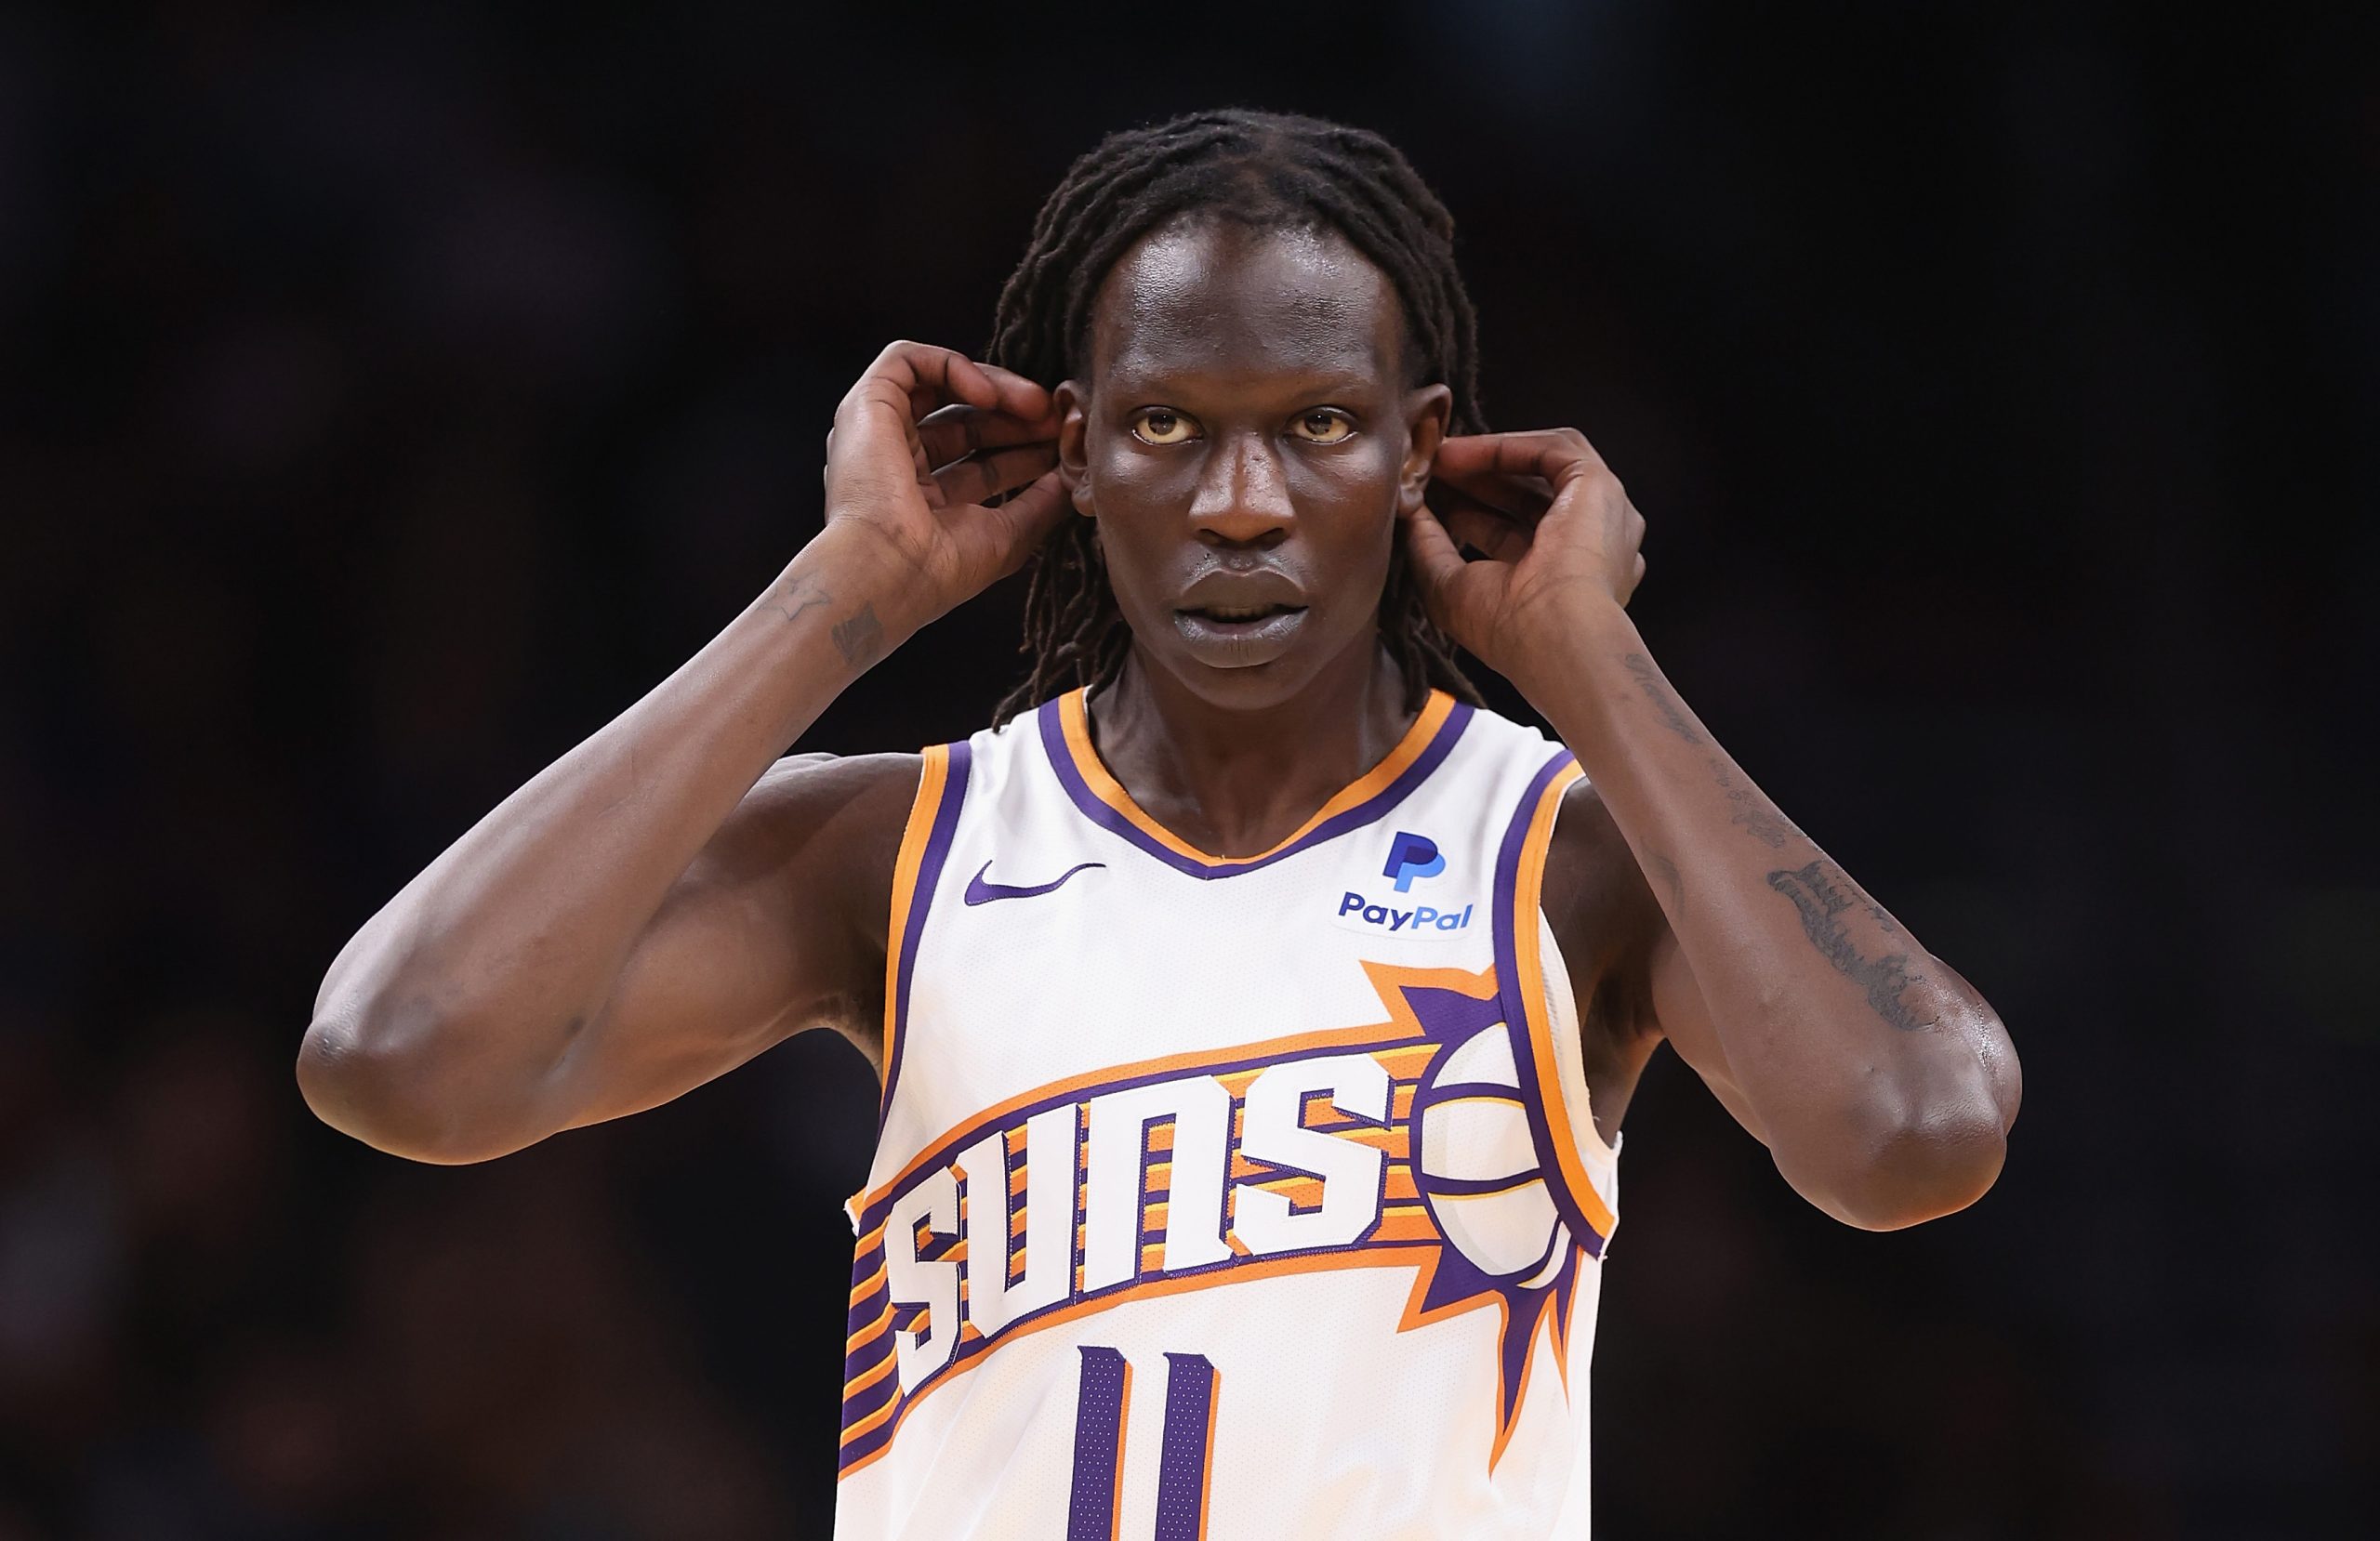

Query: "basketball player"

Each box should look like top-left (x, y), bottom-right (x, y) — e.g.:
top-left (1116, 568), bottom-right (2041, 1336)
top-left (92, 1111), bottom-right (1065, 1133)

top-left (299, 111), bottom-right (2020, 1537)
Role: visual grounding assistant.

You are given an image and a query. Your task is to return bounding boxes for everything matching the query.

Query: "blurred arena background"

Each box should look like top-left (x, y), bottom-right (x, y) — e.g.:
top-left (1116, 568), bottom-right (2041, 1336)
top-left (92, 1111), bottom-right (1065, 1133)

top-left (1, 4), bottom-right (2373, 1536)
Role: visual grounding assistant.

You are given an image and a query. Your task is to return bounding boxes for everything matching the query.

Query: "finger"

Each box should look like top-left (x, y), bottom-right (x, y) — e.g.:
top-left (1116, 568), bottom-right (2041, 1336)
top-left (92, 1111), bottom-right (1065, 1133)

top-left (1418, 484), bottom-right (1532, 556)
top-left (1433, 428), bottom-right (1611, 490)
top-left (841, 342), bottom-right (1051, 434)
top-left (1445, 503), bottom-right (1529, 563)
top-left (879, 339), bottom-right (1002, 414)
top-left (917, 402), bottom-right (1064, 472)
top-left (964, 359), bottom-right (1056, 422)
top-left (834, 380), bottom-right (932, 484)
top-left (932, 441), bottom-right (1061, 507)
top-left (839, 343), bottom-right (985, 431)
top-left (897, 351), bottom-right (1052, 425)
top-left (1427, 463), bottom-right (1555, 525)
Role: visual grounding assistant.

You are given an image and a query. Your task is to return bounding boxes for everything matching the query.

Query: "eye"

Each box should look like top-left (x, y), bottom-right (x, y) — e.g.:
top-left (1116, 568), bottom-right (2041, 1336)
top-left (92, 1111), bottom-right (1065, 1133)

top-left (1130, 408), bottom-right (1199, 446)
top-left (1289, 409), bottom-right (1355, 444)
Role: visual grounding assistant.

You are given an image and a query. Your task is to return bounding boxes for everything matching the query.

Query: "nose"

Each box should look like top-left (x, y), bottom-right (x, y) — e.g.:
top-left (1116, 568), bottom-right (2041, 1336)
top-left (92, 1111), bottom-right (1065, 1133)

top-left (1187, 430), bottom-right (1293, 547)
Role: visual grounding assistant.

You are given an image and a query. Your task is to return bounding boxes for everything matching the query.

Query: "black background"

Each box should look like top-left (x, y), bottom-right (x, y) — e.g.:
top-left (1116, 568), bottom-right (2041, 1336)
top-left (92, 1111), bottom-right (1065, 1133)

top-left (3, 3), bottom-right (2373, 1537)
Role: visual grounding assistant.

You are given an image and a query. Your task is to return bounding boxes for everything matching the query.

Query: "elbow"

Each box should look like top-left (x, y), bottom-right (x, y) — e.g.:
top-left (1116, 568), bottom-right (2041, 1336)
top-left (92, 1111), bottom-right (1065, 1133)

top-left (1786, 1001), bottom-right (2022, 1232)
top-left (296, 997), bottom-right (546, 1166)
top-left (1831, 1113), bottom-right (2007, 1231)
top-left (1785, 1086), bottom-right (2014, 1233)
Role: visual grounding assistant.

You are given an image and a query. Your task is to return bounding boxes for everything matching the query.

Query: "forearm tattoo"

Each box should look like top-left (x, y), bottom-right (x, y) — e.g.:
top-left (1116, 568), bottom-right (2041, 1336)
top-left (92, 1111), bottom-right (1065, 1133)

top-left (1621, 653), bottom-right (1706, 745)
top-left (1646, 850), bottom-right (1685, 909)
top-left (773, 579), bottom-right (831, 626)
top-left (1710, 757), bottom-right (1805, 850)
top-left (832, 601), bottom-right (887, 668)
top-left (1625, 652), bottom-right (1805, 848)
top-left (1765, 859), bottom-right (1937, 1033)
top-left (1617, 650), bottom-right (1929, 1034)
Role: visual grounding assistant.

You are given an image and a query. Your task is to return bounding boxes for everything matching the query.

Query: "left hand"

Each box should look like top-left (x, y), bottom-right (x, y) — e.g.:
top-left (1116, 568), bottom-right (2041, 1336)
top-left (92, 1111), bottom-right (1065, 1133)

top-left (1401, 428), bottom-right (1646, 684)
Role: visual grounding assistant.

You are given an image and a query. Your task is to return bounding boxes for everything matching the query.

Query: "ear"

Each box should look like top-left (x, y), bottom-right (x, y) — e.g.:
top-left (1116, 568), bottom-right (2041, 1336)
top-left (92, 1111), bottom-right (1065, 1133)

top-left (1397, 383), bottom-right (1454, 516)
top-left (1053, 379), bottom-right (1097, 519)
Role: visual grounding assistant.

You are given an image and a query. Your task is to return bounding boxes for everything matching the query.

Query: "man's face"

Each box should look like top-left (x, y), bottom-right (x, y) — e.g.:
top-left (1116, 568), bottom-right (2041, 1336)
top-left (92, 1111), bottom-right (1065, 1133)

top-left (1054, 217), bottom-right (1452, 711)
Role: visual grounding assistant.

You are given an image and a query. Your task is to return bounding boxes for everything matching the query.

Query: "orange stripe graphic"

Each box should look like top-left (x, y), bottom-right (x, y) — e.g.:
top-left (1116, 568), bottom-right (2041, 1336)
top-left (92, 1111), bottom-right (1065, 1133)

top-left (848, 971), bottom-right (1485, 1218)
top-left (836, 1242), bottom-right (1443, 1481)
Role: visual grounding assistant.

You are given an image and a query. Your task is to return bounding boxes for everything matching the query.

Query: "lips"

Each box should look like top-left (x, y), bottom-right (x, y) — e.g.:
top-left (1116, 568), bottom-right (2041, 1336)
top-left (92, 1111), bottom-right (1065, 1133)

top-left (1176, 567), bottom-right (1309, 621)
top-left (1171, 566), bottom-right (1312, 666)
top-left (1182, 601), bottom-right (1306, 623)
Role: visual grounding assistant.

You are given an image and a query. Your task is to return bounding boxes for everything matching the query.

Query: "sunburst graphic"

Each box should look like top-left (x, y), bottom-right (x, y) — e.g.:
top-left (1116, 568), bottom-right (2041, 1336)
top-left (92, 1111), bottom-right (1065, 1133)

top-left (1363, 968), bottom-right (1597, 1469)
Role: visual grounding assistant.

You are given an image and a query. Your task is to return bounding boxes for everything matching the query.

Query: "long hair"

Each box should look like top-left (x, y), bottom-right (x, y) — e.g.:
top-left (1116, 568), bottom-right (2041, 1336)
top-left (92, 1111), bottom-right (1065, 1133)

top-left (985, 109), bottom-right (1488, 727)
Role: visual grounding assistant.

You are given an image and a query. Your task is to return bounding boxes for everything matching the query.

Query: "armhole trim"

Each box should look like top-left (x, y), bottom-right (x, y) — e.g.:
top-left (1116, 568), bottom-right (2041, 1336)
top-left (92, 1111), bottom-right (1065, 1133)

top-left (1493, 749), bottom-right (1619, 1254)
top-left (879, 741), bottom-right (972, 1134)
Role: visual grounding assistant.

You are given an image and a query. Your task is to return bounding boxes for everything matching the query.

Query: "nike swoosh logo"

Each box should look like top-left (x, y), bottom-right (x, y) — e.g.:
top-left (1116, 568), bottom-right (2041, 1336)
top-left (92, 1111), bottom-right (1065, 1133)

top-left (962, 860), bottom-right (1105, 906)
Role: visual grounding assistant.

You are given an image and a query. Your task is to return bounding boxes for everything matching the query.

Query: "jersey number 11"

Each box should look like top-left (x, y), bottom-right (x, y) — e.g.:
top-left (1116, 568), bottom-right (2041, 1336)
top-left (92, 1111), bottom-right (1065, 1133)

top-left (1067, 1346), bottom-right (1219, 1541)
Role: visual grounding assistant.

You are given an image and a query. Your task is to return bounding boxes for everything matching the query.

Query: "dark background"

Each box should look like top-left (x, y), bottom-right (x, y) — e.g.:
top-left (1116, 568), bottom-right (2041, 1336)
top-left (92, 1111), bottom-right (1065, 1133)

top-left (3, 3), bottom-right (2373, 1537)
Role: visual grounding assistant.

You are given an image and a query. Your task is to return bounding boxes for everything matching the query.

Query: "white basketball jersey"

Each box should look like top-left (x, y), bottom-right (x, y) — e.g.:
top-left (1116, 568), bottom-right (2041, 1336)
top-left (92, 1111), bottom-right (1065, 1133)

top-left (834, 686), bottom-right (1622, 1540)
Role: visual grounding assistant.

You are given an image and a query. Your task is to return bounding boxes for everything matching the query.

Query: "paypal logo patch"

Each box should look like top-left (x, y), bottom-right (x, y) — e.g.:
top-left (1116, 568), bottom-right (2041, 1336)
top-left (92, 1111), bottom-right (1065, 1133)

top-left (1382, 831), bottom-right (1445, 893)
top-left (1330, 829), bottom-right (1472, 935)
top-left (1337, 892), bottom-right (1474, 933)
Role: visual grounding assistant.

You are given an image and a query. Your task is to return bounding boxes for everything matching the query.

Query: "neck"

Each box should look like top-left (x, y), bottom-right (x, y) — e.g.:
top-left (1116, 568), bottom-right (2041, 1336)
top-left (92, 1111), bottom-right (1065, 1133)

top-left (1085, 632), bottom-right (1420, 858)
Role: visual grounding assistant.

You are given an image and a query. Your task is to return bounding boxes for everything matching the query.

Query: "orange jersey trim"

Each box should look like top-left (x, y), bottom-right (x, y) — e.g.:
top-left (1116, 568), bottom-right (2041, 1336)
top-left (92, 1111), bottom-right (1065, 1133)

top-left (877, 744), bottom-right (951, 1116)
top-left (1508, 761), bottom-right (1619, 1241)
top-left (1054, 687), bottom-right (1456, 868)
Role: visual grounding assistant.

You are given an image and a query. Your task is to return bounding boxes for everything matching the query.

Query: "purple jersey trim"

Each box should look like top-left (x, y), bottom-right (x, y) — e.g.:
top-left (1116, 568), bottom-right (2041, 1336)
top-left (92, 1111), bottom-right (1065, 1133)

top-left (1035, 694), bottom-right (1474, 879)
top-left (1491, 747), bottom-right (1611, 1258)
top-left (878, 741), bottom-right (972, 1138)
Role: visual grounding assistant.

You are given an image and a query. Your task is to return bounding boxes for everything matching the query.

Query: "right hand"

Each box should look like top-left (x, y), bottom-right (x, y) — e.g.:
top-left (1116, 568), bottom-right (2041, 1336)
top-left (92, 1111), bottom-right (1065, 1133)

top-left (821, 340), bottom-right (1072, 635)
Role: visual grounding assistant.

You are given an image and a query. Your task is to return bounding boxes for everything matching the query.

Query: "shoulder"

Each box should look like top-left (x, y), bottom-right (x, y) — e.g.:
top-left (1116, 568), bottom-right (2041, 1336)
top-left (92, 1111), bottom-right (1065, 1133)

top-left (759, 704), bottom-right (1050, 825)
top-left (1538, 772), bottom-right (1668, 1041)
top-left (1449, 704), bottom-right (1660, 981)
top-left (719, 752), bottom-right (926, 945)
top-left (1540, 777), bottom-right (1656, 944)
top-left (740, 750), bottom-right (925, 837)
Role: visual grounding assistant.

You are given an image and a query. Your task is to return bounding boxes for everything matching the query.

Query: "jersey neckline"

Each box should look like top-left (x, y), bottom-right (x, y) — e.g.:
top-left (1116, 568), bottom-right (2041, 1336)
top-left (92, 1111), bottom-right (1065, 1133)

top-left (1034, 686), bottom-right (1474, 879)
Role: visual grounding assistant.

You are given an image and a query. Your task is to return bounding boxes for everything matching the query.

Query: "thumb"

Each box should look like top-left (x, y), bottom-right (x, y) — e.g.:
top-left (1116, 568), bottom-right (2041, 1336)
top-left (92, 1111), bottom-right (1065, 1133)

top-left (1399, 503), bottom-right (1472, 633)
top-left (986, 470), bottom-right (1074, 579)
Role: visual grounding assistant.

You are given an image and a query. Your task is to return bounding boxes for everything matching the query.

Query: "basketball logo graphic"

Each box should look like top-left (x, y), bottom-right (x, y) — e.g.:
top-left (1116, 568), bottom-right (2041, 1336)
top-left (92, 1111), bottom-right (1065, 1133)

top-left (1408, 1017), bottom-right (1572, 1289)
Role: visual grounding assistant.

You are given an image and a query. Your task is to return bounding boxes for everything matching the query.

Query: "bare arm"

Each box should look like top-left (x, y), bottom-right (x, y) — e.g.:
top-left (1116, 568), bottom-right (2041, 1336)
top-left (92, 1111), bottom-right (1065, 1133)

top-left (299, 342), bottom-right (1071, 1164)
top-left (1407, 429), bottom-right (2020, 1231)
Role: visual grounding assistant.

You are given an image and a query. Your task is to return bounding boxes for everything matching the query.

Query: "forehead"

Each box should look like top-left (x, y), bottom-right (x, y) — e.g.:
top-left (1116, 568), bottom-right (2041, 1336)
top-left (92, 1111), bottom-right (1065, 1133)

top-left (1087, 218), bottom-right (1406, 389)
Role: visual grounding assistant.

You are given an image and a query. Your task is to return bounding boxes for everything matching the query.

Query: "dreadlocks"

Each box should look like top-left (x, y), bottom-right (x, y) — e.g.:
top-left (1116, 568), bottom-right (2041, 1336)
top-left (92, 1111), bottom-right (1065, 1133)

top-left (985, 108), bottom-right (1489, 727)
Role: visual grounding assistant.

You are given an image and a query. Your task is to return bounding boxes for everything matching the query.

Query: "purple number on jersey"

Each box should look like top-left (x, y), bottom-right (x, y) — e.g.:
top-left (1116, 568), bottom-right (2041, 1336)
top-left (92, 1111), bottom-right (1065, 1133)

top-left (1066, 1346), bottom-right (1219, 1540)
